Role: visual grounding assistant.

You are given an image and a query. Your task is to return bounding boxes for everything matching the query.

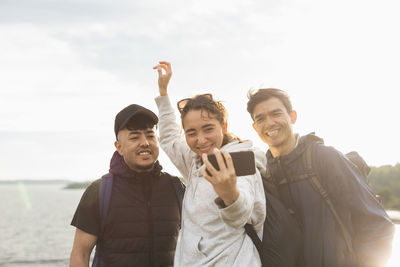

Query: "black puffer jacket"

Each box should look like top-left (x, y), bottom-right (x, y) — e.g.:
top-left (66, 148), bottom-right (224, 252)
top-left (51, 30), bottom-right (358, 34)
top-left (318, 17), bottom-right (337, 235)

top-left (99, 151), bottom-right (182, 267)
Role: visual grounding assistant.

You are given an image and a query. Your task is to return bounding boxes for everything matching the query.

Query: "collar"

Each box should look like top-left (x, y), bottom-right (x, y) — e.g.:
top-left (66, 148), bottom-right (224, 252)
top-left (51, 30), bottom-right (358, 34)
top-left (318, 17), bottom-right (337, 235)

top-left (109, 151), bottom-right (163, 179)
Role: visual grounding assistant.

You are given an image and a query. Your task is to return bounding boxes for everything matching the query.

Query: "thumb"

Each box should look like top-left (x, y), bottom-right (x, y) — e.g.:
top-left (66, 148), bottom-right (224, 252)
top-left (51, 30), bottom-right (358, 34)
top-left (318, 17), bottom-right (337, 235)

top-left (157, 67), bottom-right (162, 76)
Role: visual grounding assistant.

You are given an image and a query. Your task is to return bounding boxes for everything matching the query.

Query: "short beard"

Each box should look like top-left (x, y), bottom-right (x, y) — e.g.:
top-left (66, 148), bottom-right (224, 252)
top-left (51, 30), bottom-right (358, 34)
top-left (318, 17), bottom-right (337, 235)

top-left (133, 163), bottom-right (155, 172)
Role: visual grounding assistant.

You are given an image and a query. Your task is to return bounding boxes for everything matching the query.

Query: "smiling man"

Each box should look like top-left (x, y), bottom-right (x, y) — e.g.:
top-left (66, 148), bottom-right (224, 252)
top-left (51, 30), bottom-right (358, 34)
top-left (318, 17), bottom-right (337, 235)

top-left (69, 104), bottom-right (184, 267)
top-left (247, 88), bottom-right (394, 267)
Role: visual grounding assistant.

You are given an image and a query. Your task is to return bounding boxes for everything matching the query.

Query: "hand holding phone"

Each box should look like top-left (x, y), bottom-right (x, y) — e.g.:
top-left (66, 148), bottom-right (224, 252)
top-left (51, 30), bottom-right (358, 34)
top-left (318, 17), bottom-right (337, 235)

top-left (201, 150), bottom-right (256, 206)
top-left (206, 150), bottom-right (256, 176)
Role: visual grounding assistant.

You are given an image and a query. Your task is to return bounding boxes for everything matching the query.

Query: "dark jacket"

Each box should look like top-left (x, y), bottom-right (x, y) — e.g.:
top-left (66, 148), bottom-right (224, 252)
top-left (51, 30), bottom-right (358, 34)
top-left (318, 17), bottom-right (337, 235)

top-left (99, 151), bottom-right (181, 267)
top-left (266, 134), bottom-right (394, 267)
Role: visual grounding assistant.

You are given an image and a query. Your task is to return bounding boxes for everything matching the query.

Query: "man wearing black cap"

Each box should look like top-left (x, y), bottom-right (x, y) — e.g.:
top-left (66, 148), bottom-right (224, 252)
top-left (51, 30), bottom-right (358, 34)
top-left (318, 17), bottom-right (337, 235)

top-left (69, 104), bottom-right (184, 267)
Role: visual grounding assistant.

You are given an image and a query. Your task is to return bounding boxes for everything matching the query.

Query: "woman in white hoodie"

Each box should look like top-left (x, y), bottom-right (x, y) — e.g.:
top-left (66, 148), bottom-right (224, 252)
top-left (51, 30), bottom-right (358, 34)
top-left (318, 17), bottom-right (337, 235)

top-left (153, 61), bottom-right (266, 267)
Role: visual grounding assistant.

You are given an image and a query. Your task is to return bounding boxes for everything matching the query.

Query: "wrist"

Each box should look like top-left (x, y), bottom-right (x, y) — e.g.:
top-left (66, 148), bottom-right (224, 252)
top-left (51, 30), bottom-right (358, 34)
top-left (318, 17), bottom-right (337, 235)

top-left (221, 188), bottom-right (239, 206)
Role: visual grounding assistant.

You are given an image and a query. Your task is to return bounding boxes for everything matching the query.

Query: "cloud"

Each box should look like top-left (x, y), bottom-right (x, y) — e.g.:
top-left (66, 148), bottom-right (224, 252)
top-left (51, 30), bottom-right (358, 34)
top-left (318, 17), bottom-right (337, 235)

top-left (1, 0), bottom-right (399, 180)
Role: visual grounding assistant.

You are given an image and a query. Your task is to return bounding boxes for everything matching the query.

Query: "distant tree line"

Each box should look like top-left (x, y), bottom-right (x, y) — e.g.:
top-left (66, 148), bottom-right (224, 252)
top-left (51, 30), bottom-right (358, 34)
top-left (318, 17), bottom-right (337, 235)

top-left (61, 163), bottom-right (400, 210)
top-left (368, 163), bottom-right (400, 210)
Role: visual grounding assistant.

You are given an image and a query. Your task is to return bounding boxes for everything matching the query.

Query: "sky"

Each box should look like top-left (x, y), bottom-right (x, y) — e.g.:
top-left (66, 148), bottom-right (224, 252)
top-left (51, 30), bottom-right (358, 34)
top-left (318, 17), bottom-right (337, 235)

top-left (1, 0), bottom-right (399, 181)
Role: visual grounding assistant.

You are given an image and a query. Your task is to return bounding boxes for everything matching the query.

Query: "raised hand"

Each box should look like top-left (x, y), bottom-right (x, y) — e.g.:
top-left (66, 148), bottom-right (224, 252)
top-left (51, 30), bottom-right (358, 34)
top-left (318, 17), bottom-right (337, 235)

top-left (153, 61), bottom-right (172, 96)
top-left (201, 149), bottom-right (240, 206)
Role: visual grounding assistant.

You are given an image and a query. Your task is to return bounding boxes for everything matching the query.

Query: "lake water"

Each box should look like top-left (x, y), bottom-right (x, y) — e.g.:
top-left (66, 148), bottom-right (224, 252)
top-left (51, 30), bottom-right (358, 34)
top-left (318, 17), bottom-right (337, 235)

top-left (0, 184), bottom-right (81, 267)
top-left (0, 183), bottom-right (399, 267)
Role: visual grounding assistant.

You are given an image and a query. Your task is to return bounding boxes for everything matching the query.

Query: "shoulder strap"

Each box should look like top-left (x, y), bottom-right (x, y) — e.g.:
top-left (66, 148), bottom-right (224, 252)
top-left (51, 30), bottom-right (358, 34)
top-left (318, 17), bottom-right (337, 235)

top-left (304, 143), bottom-right (354, 254)
top-left (92, 173), bottom-right (113, 267)
top-left (99, 173), bottom-right (113, 232)
top-left (244, 223), bottom-right (263, 259)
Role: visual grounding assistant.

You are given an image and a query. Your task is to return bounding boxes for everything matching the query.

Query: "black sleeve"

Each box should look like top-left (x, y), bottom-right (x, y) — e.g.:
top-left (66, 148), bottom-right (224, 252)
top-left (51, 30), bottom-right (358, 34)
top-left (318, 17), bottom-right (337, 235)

top-left (314, 145), bottom-right (395, 266)
top-left (71, 179), bottom-right (101, 236)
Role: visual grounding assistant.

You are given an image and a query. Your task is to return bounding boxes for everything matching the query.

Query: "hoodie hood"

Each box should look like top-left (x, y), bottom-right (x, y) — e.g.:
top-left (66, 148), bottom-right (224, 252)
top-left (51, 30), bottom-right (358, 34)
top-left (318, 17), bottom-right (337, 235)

top-left (109, 150), bottom-right (163, 179)
top-left (265, 133), bottom-right (323, 184)
top-left (266, 133), bottom-right (323, 165)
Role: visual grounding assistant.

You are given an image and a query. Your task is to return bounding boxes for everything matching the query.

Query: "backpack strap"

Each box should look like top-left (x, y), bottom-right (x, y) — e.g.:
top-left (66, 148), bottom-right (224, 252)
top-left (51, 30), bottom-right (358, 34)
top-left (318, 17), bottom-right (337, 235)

top-left (304, 142), bottom-right (354, 254)
top-left (99, 173), bottom-right (113, 231)
top-left (92, 173), bottom-right (113, 267)
top-left (244, 224), bottom-right (263, 260)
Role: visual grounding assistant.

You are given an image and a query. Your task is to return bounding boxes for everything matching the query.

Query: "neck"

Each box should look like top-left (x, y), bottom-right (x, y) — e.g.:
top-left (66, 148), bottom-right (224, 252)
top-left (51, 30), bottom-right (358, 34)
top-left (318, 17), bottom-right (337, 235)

top-left (270, 134), bottom-right (298, 158)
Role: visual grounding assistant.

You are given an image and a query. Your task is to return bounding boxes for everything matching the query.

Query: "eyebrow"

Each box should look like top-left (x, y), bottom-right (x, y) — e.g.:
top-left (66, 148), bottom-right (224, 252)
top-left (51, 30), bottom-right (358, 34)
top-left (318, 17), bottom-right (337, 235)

top-left (185, 128), bottom-right (196, 134)
top-left (185, 123), bottom-right (215, 134)
top-left (201, 123), bottom-right (215, 129)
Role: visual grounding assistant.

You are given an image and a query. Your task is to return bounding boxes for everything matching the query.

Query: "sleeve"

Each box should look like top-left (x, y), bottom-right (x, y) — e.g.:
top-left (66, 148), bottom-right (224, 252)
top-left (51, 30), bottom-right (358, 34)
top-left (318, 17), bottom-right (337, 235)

top-left (315, 146), bottom-right (395, 266)
top-left (70, 179), bottom-right (101, 236)
top-left (155, 95), bottom-right (194, 181)
top-left (216, 147), bottom-right (266, 232)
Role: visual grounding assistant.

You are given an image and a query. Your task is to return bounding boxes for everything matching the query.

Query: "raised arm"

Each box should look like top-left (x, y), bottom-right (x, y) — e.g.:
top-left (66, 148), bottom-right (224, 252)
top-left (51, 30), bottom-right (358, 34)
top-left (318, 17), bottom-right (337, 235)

top-left (154, 61), bottom-right (193, 179)
top-left (69, 228), bottom-right (97, 267)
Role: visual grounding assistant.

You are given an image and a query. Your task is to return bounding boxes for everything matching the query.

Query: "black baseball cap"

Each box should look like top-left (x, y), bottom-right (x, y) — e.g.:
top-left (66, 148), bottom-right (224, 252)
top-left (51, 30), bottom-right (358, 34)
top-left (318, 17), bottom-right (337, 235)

top-left (114, 104), bottom-right (159, 138)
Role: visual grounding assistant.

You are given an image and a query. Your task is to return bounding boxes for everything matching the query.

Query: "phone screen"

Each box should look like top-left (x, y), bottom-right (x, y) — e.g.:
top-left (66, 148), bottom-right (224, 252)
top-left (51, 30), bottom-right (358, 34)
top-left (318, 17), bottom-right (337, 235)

top-left (206, 151), bottom-right (256, 176)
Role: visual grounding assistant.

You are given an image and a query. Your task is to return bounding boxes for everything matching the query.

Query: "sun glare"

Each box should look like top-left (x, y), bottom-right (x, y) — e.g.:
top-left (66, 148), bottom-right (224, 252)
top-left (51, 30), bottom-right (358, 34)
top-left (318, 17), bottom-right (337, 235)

top-left (386, 225), bottom-right (400, 267)
top-left (17, 181), bottom-right (32, 210)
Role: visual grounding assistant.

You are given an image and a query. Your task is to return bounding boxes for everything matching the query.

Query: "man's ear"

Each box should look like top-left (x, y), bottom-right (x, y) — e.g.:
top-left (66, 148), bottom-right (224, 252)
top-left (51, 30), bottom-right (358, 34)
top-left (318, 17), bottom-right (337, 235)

top-left (252, 122), bottom-right (257, 132)
top-left (290, 110), bottom-right (297, 124)
top-left (114, 140), bottom-right (123, 156)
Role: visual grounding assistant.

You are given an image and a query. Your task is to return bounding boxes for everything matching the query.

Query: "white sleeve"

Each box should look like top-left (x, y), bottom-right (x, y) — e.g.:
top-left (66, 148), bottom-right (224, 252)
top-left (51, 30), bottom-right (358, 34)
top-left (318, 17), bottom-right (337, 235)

top-left (218, 170), bottom-right (266, 232)
top-left (155, 95), bottom-right (193, 181)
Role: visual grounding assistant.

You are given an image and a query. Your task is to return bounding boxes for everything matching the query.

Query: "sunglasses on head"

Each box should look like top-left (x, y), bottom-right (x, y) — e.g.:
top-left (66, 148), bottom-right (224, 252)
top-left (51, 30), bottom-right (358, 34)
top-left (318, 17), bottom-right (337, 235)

top-left (177, 94), bottom-right (213, 113)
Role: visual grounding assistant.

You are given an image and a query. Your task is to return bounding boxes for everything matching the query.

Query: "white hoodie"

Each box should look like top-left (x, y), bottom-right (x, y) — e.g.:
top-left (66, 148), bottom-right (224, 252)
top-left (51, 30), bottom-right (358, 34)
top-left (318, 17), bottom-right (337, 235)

top-left (155, 96), bottom-right (266, 267)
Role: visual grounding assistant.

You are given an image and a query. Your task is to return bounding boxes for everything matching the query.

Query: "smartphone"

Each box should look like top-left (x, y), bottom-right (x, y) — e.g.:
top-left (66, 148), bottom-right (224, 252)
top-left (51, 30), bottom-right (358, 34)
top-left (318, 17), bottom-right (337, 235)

top-left (206, 151), bottom-right (256, 176)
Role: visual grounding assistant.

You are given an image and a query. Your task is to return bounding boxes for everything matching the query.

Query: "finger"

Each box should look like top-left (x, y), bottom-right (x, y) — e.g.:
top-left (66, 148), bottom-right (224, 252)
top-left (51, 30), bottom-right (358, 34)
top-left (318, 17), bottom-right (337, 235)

top-left (213, 148), bottom-right (227, 172)
top-left (157, 67), bottom-right (162, 76)
top-left (221, 150), bottom-right (236, 175)
top-left (158, 61), bottom-right (172, 73)
top-left (159, 61), bottom-right (171, 67)
top-left (201, 166), bottom-right (214, 184)
top-left (202, 153), bottom-right (218, 178)
top-left (159, 64), bottom-right (172, 75)
top-left (153, 64), bottom-right (163, 75)
top-left (159, 64), bottom-right (168, 73)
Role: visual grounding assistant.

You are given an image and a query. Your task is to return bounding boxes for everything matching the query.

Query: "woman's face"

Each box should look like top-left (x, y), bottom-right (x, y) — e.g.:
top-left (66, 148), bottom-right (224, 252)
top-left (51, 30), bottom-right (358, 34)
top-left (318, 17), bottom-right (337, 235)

top-left (182, 109), bottom-right (227, 156)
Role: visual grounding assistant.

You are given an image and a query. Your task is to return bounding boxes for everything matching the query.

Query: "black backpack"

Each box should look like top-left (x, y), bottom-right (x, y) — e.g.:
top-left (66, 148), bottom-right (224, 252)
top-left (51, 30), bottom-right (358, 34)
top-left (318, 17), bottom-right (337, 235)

top-left (300, 138), bottom-right (371, 258)
top-left (245, 135), bottom-right (371, 267)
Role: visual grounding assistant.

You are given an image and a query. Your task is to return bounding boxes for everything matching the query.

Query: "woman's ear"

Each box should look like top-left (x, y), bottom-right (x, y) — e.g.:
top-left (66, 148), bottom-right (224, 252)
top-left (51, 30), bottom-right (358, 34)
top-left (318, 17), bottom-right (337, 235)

top-left (222, 121), bottom-right (228, 134)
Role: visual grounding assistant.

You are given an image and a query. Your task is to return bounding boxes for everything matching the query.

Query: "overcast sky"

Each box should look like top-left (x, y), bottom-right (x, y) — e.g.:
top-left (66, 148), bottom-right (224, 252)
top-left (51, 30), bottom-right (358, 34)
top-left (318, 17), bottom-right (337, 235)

top-left (1, 0), bottom-right (399, 181)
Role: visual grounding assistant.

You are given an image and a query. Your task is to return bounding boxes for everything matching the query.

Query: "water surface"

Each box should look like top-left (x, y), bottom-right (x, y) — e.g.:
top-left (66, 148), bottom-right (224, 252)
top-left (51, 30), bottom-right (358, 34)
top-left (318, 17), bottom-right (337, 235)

top-left (0, 183), bottom-right (398, 267)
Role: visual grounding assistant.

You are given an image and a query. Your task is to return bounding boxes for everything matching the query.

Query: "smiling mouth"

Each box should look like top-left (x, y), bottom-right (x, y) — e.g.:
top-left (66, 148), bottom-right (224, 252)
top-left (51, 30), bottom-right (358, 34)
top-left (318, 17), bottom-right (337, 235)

top-left (266, 129), bottom-right (279, 137)
top-left (138, 151), bottom-right (152, 156)
top-left (197, 145), bottom-right (213, 153)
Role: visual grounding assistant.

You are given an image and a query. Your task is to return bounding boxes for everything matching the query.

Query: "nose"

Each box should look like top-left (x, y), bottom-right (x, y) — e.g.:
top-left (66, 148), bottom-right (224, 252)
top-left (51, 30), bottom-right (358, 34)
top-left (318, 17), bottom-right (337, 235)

top-left (197, 133), bottom-right (207, 145)
top-left (139, 136), bottom-right (150, 146)
top-left (263, 116), bottom-right (275, 128)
